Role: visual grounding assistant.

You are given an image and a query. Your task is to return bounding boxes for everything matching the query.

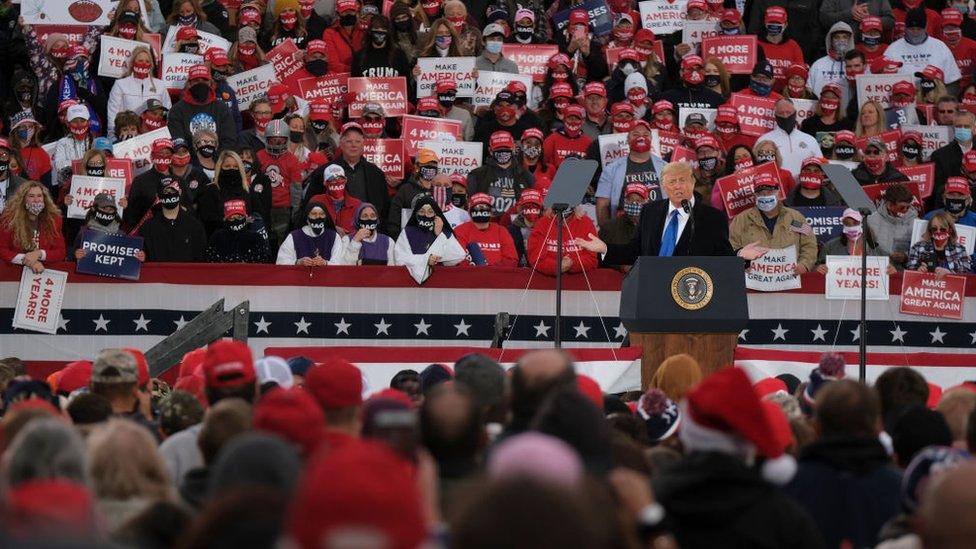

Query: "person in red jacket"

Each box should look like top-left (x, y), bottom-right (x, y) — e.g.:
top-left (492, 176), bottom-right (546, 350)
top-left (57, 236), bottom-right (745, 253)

top-left (0, 181), bottom-right (66, 272)
top-left (855, 16), bottom-right (888, 64)
top-left (453, 193), bottom-right (519, 266)
top-left (543, 104), bottom-right (592, 171)
top-left (322, 0), bottom-right (364, 75)
top-left (759, 6), bottom-right (806, 91)
top-left (942, 8), bottom-right (976, 90)
top-left (526, 207), bottom-right (598, 275)
top-left (256, 119), bottom-right (304, 242)
top-left (286, 39), bottom-right (331, 96)
top-left (307, 164), bottom-right (362, 235)
top-left (715, 104), bottom-right (757, 152)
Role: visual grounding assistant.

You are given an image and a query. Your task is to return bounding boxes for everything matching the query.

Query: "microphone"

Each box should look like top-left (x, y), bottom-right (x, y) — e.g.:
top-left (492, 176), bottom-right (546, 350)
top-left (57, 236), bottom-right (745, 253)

top-left (680, 199), bottom-right (692, 214)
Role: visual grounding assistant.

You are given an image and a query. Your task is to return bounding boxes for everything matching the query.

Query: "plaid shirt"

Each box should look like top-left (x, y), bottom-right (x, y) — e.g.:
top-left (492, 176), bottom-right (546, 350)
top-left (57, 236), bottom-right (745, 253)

top-left (906, 241), bottom-right (972, 273)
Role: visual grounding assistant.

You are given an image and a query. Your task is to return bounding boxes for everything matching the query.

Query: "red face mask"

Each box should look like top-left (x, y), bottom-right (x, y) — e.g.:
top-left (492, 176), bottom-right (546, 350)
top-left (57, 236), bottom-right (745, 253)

top-left (682, 68), bottom-right (704, 85)
top-left (963, 93), bottom-right (976, 105)
top-left (552, 71), bottom-right (570, 81)
top-left (280, 11), bottom-right (298, 29)
top-left (864, 156), bottom-right (885, 174)
top-left (300, 0), bottom-right (314, 18)
top-left (629, 134), bottom-right (651, 153)
top-left (422, 0), bottom-right (441, 16)
top-left (447, 15), bottom-right (465, 32)
top-left (142, 112), bottom-right (165, 130)
top-left (845, 67), bottom-right (864, 83)
top-left (563, 118), bottom-right (583, 137)
top-left (932, 231), bottom-right (951, 246)
top-left (734, 155), bottom-right (753, 170)
top-left (360, 118), bottom-right (384, 136)
top-left (132, 60), bottom-right (152, 79)
top-left (787, 82), bottom-right (806, 96)
top-left (119, 24), bottom-right (138, 39)
top-left (253, 115), bottom-right (271, 133)
top-left (820, 97), bottom-right (840, 113)
top-left (238, 43), bottom-right (257, 57)
top-left (653, 117), bottom-right (674, 131)
top-left (521, 206), bottom-right (540, 222)
top-left (152, 153), bottom-right (172, 173)
top-left (69, 121), bottom-right (89, 140)
top-left (495, 105), bottom-right (517, 123)
top-left (715, 123), bottom-right (736, 136)
top-left (327, 178), bottom-right (347, 199)
top-left (635, 45), bottom-right (653, 60)
top-left (50, 46), bottom-right (70, 60)
top-left (627, 88), bottom-right (647, 106)
top-left (171, 153), bottom-right (191, 167)
top-left (613, 28), bottom-right (633, 43)
top-left (799, 172), bottom-right (822, 189)
top-left (612, 118), bottom-right (633, 133)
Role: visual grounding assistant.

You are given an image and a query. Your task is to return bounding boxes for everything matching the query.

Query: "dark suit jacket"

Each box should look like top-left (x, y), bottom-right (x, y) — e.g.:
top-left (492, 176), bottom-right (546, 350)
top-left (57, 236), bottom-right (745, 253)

top-left (930, 142), bottom-right (964, 209)
top-left (604, 196), bottom-right (734, 265)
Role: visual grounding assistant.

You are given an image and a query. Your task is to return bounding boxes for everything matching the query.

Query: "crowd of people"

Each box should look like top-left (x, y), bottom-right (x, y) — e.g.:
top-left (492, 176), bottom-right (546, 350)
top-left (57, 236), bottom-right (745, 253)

top-left (0, 0), bottom-right (971, 277)
top-left (0, 345), bottom-right (975, 548)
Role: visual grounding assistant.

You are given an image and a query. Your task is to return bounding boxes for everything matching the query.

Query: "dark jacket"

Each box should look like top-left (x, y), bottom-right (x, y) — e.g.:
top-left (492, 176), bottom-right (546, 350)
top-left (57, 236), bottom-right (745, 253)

top-left (124, 170), bottom-right (195, 230)
top-left (654, 451), bottom-right (826, 549)
top-left (139, 206), bottom-right (207, 262)
top-left (166, 88), bottom-right (238, 153)
top-left (747, 0), bottom-right (824, 60)
top-left (852, 163), bottom-right (910, 186)
top-left (930, 141), bottom-right (965, 209)
top-left (351, 45), bottom-right (412, 79)
top-left (466, 162), bottom-right (535, 203)
top-left (302, 157), bottom-right (390, 228)
top-left (194, 179), bottom-right (270, 236)
top-left (657, 84), bottom-right (725, 111)
top-left (387, 178), bottom-right (431, 239)
top-left (205, 227), bottom-right (268, 263)
top-left (783, 436), bottom-right (902, 549)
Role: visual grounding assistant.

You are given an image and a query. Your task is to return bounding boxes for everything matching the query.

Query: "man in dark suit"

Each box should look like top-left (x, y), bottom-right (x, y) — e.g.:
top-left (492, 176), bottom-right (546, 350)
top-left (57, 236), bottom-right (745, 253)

top-left (576, 161), bottom-right (767, 263)
top-left (929, 110), bottom-right (974, 209)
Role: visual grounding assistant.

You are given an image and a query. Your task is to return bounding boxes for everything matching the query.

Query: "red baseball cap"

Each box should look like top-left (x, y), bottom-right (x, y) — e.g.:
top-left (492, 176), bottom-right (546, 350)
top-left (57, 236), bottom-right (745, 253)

top-left (202, 340), bottom-right (256, 391)
top-left (871, 56), bottom-right (903, 74)
top-left (205, 48), bottom-right (231, 67)
top-left (188, 64), bottom-right (211, 81)
top-left (176, 26), bottom-right (199, 41)
top-left (336, 0), bottom-right (358, 12)
top-left (634, 28), bottom-right (655, 43)
top-left (548, 53), bottom-right (571, 70)
top-left (122, 348), bottom-right (151, 388)
top-left (519, 188), bottom-right (543, 206)
top-left (268, 83), bottom-right (291, 113)
top-left (253, 387), bottom-right (326, 457)
top-left (152, 138), bottom-right (174, 153)
top-left (505, 80), bottom-right (527, 95)
top-left (821, 82), bottom-right (844, 98)
top-left (563, 103), bottom-right (585, 119)
top-left (435, 80), bottom-right (458, 94)
top-left (618, 48), bottom-right (640, 63)
top-left (416, 96), bottom-right (440, 112)
top-left (801, 156), bottom-right (827, 169)
top-left (521, 127), bottom-right (544, 142)
top-left (630, 119), bottom-right (651, 132)
top-left (716, 104), bottom-right (737, 124)
top-left (340, 121), bottom-right (364, 135)
top-left (309, 99), bottom-right (331, 121)
top-left (916, 65), bottom-right (945, 82)
top-left (786, 63), bottom-right (808, 80)
top-left (305, 359), bottom-right (364, 410)
top-left (687, 0), bottom-right (707, 11)
top-left (624, 183), bottom-right (649, 200)
top-left (550, 82), bottom-right (574, 98)
top-left (681, 54), bottom-right (704, 70)
top-left (57, 361), bottom-right (92, 394)
top-left (964, 149), bottom-right (976, 171)
top-left (651, 99), bottom-right (674, 115)
top-left (753, 171), bottom-right (780, 190)
top-left (569, 9), bottom-right (588, 25)
top-left (490, 130), bottom-right (515, 151)
top-left (899, 130), bottom-right (922, 145)
top-left (860, 15), bottom-right (882, 32)
top-left (720, 8), bottom-right (741, 24)
top-left (583, 81), bottom-right (607, 97)
top-left (834, 130), bottom-right (856, 146)
top-left (306, 39), bottom-right (328, 56)
top-left (468, 192), bottom-right (493, 208)
top-left (223, 199), bottom-right (248, 219)
top-left (754, 377), bottom-right (788, 397)
top-left (695, 134), bottom-right (722, 151)
top-left (612, 102), bottom-right (636, 116)
top-left (946, 176), bottom-right (972, 196)
top-left (892, 80), bottom-right (916, 96)
top-left (942, 7), bottom-right (964, 27)
top-left (765, 6), bottom-right (787, 24)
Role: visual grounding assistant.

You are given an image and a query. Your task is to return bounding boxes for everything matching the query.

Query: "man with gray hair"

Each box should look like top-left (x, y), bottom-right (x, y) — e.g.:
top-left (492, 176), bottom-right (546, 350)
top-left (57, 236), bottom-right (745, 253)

top-left (90, 349), bottom-right (157, 437)
top-left (756, 98), bottom-right (822, 174)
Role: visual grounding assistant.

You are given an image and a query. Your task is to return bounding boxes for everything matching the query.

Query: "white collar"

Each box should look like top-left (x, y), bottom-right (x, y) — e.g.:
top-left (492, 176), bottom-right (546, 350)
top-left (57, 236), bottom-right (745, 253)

top-left (667, 197), bottom-right (694, 216)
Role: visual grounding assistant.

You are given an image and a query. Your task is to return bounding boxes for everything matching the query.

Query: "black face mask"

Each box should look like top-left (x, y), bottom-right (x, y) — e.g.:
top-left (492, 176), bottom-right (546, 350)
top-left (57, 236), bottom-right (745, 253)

top-left (451, 194), bottom-right (467, 208)
top-left (438, 94), bottom-right (456, 109)
top-left (306, 58), bottom-right (328, 76)
top-left (471, 209), bottom-right (492, 223)
top-left (920, 79), bottom-right (936, 92)
top-left (242, 161), bottom-right (253, 173)
top-left (775, 113), bottom-right (797, 133)
top-left (94, 210), bottom-right (116, 225)
top-left (227, 218), bottom-right (247, 231)
top-left (189, 82), bottom-right (210, 102)
top-left (834, 145), bottom-right (855, 160)
top-left (180, 43), bottom-right (199, 54)
top-left (159, 191), bottom-right (181, 209)
top-left (198, 145), bottom-right (216, 158)
top-left (394, 19), bottom-right (412, 31)
top-left (0, 160), bottom-right (8, 176)
top-left (340, 13), bottom-right (357, 26)
top-left (86, 165), bottom-right (105, 177)
top-left (371, 30), bottom-right (388, 46)
top-left (359, 219), bottom-right (378, 232)
top-left (311, 121), bottom-right (329, 133)
top-left (307, 217), bottom-right (326, 234)
top-left (289, 130), bottom-right (304, 143)
top-left (704, 74), bottom-right (721, 88)
top-left (416, 214), bottom-right (436, 230)
top-left (901, 144), bottom-right (920, 160)
top-left (945, 197), bottom-right (969, 215)
top-left (220, 170), bottom-right (242, 187)
top-left (419, 165), bottom-right (438, 180)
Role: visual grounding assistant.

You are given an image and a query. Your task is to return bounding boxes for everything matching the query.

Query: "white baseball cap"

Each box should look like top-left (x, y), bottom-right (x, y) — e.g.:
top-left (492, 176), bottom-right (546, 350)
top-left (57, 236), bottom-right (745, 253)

top-left (66, 104), bottom-right (90, 122)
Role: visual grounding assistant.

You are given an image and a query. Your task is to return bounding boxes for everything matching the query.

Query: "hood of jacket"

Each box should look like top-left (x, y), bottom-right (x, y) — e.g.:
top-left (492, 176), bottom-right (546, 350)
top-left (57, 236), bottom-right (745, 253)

top-left (825, 21), bottom-right (854, 59)
top-left (876, 200), bottom-right (918, 226)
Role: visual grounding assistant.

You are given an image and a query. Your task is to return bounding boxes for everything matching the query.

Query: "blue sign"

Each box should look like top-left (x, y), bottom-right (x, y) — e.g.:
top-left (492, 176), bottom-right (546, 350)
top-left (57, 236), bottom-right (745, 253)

top-left (552, 0), bottom-right (613, 37)
top-left (793, 206), bottom-right (846, 244)
top-left (76, 232), bottom-right (144, 281)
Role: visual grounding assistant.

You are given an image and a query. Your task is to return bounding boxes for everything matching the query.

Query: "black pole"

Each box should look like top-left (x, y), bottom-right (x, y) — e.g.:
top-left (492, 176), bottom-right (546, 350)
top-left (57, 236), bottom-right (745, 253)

top-left (554, 205), bottom-right (566, 348)
top-left (859, 207), bottom-right (871, 382)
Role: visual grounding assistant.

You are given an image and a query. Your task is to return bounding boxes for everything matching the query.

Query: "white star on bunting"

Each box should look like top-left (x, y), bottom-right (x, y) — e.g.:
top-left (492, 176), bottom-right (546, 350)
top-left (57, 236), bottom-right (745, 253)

top-left (811, 324), bottom-right (828, 342)
top-left (374, 318), bottom-right (391, 335)
top-left (93, 314), bottom-right (110, 332)
top-left (173, 316), bottom-right (188, 331)
top-left (133, 314), bottom-right (151, 332)
top-left (254, 316), bottom-right (271, 334)
top-left (295, 317), bottom-right (311, 334)
top-left (890, 325), bottom-right (907, 343)
top-left (738, 329), bottom-right (749, 341)
top-left (334, 318), bottom-right (351, 335)
top-left (454, 319), bottom-right (471, 336)
top-left (614, 323), bottom-right (627, 339)
top-left (771, 323), bottom-right (788, 341)
top-left (57, 315), bottom-right (70, 333)
top-left (929, 326), bottom-right (947, 344)
top-left (534, 320), bottom-right (551, 338)
top-left (573, 321), bottom-right (591, 339)
top-left (414, 318), bottom-right (432, 336)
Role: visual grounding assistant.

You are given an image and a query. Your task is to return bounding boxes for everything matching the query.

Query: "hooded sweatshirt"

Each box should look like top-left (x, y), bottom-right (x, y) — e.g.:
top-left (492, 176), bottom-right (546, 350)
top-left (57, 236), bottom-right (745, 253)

top-left (808, 22), bottom-right (854, 97)
top-left (865, 202), bottom-right (917, 259)
top-left (167, 86), bottom-right (238, 151)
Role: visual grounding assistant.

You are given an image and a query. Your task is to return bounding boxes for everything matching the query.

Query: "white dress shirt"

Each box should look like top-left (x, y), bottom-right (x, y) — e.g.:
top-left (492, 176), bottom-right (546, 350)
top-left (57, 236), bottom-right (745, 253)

top-left (662, 196), bottom-right (694, 246)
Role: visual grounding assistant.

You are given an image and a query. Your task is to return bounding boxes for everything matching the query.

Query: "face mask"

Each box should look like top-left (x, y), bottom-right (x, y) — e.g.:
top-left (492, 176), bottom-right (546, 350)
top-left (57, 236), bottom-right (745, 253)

top-left (495, 105), bottom-right (517, 123)
top-left (493, 150), bottom-right (513, 164)
top-left (306, 58), bottom-right (328, 76)
top-left (722, 27), bottom-right (739, 35)
top-left (178, 14), bottom-right (197, 26)
top-left (818, 98), bottom-right (839, 114)
top-left (862, 34), bottom-right (881, 46)
top-left (189, 82), bottom-right (210, 102)
top-left (901, 144), bottom-right (920, 160)
top-left (300, 1), bottom-right (314, 17)
top-left (563, 119), bottom-right (583, 136)
top-left (50, 46), bottom-right (70, 60)
top-left (227, 218), bottom-right (247, 231)
top-left (354, 219), bottom-right (376, 234)
top-left (307, 217), bottom-right (326, 234)
top-left (698, 156), bottom-right (718, 172)
top-left (833, 145), bottom-right (855, 159)
top-left (289, 131), bottom-right (304, 144)
top-left (311, 121), bottom-right (329, 133)
top-left (143, 113), bottom-right (166, 130)
top-left (447, 15), bottom-right (465, 32)
top-left (864, 156), bottom-right (885, 173)
top-left (832, 37), bottom-right (850, 54)
top-left (0, 160), bottom-right (8, 176)
top-left (361, 118), bottom-right (384, 136)
top-left (799, 172), bottom-right (822, 189)
top-left (621, 63), bottom-right (637, 76)
top-left (471, 208), bottom-right (492, 222)
top-left (419, 109), bottom-right (440, 117)
top-left (756, 194), bottom-right (778, 212)
top-left (932, 231), bottom-right (950, 246)
top-left (26, 202), bottom-right (44, 216)
top-left (485, 40), bottom-right (503, 54)
top-left (340, 13), bottom-right (358, 26)
top-left (775, 113), bottom-right (796, 133)
top-left (516, 27), bottom-right (534, 42)
top-left (716, 124), bottom-right (736, 136)
top-left (519, 145), bottom-right (540, 160)
top-left (180, 43), bottom-right (199, 54)
top-left (220, 170), bottom-right (242, 188)
top-left (70, 122), bottom-right (90, 140)
top-left (239, 43), bottom-right (257, 57)
top-left (132, 60), bottom-right (152, 79)
top-left (750, 79), bottom-right (772, 97)
top-left (94, 210), bottom-right (116, 225)
top-left (281, 12), bottom-right (298, 29)
top-left (766, 23), bottom-right (784, 35)
top-left (683, 68), bottom-right (704, 85)
top-left (419, 165), bottom-right (438, 180)
top-left (845, 67), bottom-right (864, 82)
top-left (452, 194), bottom-right (467, 208)
top-left (552, 71), bottom-right (569, 81)
top-left (906, 29), bottom-right (927, 45)
top-left (629, 135), bottom-right (651, 153)
top-left (956, 127), bottom-right (973, 143)
top-left (613, 28), bottom-right (633, 42)
top-left (627, 88), bottom-right (647, 106)
top-left (757, 153), bottom-right (776, 164)
top-left (371, 30), bottom-right (388, 46)
top-left (416, 214), bottom-right (436, 230)
top-left (843, 225), bottom-right (862, 239)
top-left (87, 165), bottom-right (105, 177)
top-left (522, 206), bottom-right (540, 222)
top-left (435, 35), bottom-right (452, 49)
top-left (654, 117), bottom-right (674, 131)
top-left (152, 155), bottom-right (171, 172)
top-left (438, 94), bottom-right (455, 109)
top-left (945, 197), bottom-right (968, 214)
top-left (172, 154), bottom-right (191, 167)
top-left (623, 201), bottom-right (643, 217)
top-left (610, 118), bottom-right (631, 133)
top-left (920, 79), bottom-right (936, 93)
top-left (16, 126), bottom-right (34, 142)
top-left (703, 74), bottom-right (720, 88)
top-left (197, 145), bottom-right (216, 158)
top-left (159, 191), bottom-right (180, 209)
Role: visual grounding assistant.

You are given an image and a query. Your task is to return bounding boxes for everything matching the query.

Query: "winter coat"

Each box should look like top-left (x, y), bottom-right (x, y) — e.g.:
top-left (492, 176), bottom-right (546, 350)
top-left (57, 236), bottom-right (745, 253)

top-left (865, 202), bottom-right (917, 259)
top-left (729, 206), bottom-right (819, 270)
top-left (166, 88), bottom-right (238, 152)
top-left (206, 228), bottom-right (269, 263)
top-left (138, 206), bottom-right (207, 262)
top-left (107, 75), bottom-right (172, 135)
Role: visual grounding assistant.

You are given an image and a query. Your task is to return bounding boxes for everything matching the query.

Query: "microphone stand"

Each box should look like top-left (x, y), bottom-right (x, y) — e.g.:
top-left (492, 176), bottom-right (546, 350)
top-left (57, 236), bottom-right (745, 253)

top-left (858, 207), bottom-right (871, 382)
top-left (553, 203), bottom-right (569, 348)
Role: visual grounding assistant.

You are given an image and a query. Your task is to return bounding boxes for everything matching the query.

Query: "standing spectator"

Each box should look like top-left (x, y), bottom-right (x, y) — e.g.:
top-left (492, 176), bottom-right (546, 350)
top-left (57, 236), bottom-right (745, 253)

top-left (257, 120), bottom-right (303, 242)
top-left (167, 65), bottom-right (238, 152)
top-left (925, 177), bottom-right (976, 227)
top-left (906, 212), bottom-right (972, 273)
top-left (107, 47), bottom-right (171, 137)
top-left (8, 114), bottom-right (51, 189)
top-left (476, 23), bottom-right (519, 74)
top-left (595, 120), bottom-right (667, 226)
top-left (799, 82), bottom-right (853, 135)
top-left (865, 182), bottom-right (918, 269)
top-left (323, 0), bottom-right (365, 74)
top-left (468, 131), bottom-right (535, 219)
top-left (304, 164), bottom-right (362, 235)
top-left (72, 194), bottom-right (143, 261)
top-left (139, 182), bottom-right (207, 262)
top-left (268, 0), bottom-right (309, 49)
top-left (206, 199), bottom-right (268, 263)
top-left (853, 137), bottom-right (910, 184)
top-left (759, 7), bottom-right (806, 90)
top-left (453, 193), bottom-right (519, 266)
top-left (819, 0), bottom-right (894, 34)
top-left (659, 55), bottom-right (724, 111)
top-left (757, 98), bottom-right (822, 174)
top-left (786, 157), bottom-right (845, 207)
top-left (885, 9), bottom-right (962, 87)
top-left (942, 8), bottom-right (976, 90)
top-left (855, 16), bottom-right (888, 63)
top-left (0, 138), bottom-right (26, 210)
top-left (435, 80), bottom-right (474, 141)
top-left (0, 182), bottom-right (65, 271)
top-left (195, 151), bottom-right (259, 236)
top-left (161, 0), bottom-right (222, 38)
top-left (930, 110), bottom-right (976, 204)
top-left (543, 104), bottom-right (592, 172)
top-left (352, 15), bottom-right (412, 78)
top-left (206, 49), bottom-right (242, 133)
top-left (126, 139), bottom-right (194, 230)
top-left (508, 189), bottom-right (543, 267)
top-left (276, 201), bottom-right (348, 266)
top-left (51, 104), bottom-right (95, 190)
top-left (808, 22), bottom-right (854, 96)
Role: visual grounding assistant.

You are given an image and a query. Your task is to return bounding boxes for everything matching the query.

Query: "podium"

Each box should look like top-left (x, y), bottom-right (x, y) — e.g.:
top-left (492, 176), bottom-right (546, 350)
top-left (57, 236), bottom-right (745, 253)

top-left (620, 256), bottom-right (748, 387)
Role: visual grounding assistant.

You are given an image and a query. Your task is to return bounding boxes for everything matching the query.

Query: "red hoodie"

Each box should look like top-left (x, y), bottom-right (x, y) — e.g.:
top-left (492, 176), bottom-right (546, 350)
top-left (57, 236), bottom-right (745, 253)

top-left (321, 24), bottom-right (364, 75)
top-left (307, 194), bottom-right (363, 234)
top-left (526, 212), bottom-right (598, 275)
top-left (760, 39), bottom-right (806, 90)
top-left (257, 149), bottom-right (304, 208)
top-left (543, 131), bottom-right (592, 172)
top-left (453, 221), bottom-right (519, 266)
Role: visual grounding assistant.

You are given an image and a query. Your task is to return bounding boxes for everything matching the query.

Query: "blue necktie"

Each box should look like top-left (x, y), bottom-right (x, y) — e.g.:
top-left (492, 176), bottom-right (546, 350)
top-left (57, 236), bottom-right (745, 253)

top-left (660, 210), bottom-right (679, 257)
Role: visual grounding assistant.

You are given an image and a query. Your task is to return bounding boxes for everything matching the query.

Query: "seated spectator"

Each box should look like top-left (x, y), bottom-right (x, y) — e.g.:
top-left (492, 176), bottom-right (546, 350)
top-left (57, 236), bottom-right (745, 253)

top-left (453, 193), bottom-right (519, 266)
top-left (598, 183), bottom-right (649, 252)
top-left (206, 199), bottom-right (268, 263)
top-left (276, 201), bottom-right (348, 266)
top-left (906, 212), bottom-right (972, 274)
top-left (389, 149), bottom-right (439, 238)
top-left (395, 194), bottom-right (466, 281)
top-left (757, 98), bottom-right (822, 174)
top-left (527, 207), bottom-right (598, 276)
top-left (816, 209), bottom-right (894, 273)
top-left (924, 177), bottom-right (976, 227)
top-left (139, 182), bottom-right (208, 262)
top-left (340, 203), bottom-right (395, 265)
top-left (432, 174), bottom-right (471, 229)
top-left (507, 189), bottom-right (543, 268)
top-left (785, 157), bottom-right (845, 207)
top-left (866, 182), bottom-right (918, 270)
top-left (0, 181), bottom-right (65, 272)
top-left (167, 64), bottom-right (237, 152)
top-left (304, 164), bottom-right (361, 235)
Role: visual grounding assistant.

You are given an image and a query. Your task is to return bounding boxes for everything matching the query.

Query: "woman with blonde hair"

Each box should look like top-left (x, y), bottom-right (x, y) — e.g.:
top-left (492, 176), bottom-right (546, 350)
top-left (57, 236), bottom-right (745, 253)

top-left (753, 140), bottom-right (797, 194)
top-left (269, 0), bottom-right (309, 49)
top-left (0, 181), bottom-right (65, 272)
top-left (704, 58), bottom-right (731, 99)
top-left (195, 150), bottom-right (262, 235)
top-left (161, 0), bottom-right (220, 38)
top-left (107, 46), bottom-right (171, 137)
top-left (650, 354), bottom-right (703, 402)
top-left (415, 17), bottom-right (463, 59)
top-left (105, 2), bottom-right (152, 41)
top-left (916, 66), bottom-right (948, 107)
top-left (855, 100), bottom-right (886, 138)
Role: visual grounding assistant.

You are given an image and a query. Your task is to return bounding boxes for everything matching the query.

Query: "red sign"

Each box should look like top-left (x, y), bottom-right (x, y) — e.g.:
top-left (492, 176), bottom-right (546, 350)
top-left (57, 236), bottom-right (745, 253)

top-left (918, 104), bottom-right (935, 125)
top-left (605, 40), bottom-right (666, 70)
top-left (651, 129), bottom-right (682, 158)
top-left (855, 129), bottom-right (901, 164)
top-left (899, 271), bottom-right (967, 320)
top-left (346, 77), bottom-right (409, 118)
top-left (671, 145), bottom-right (697, 164)
top-left (33, 25), bottom-right (87, 47)
top-left (362, 139), bottom-right (405, 179)
top-left (862, 181), bottom-right (923, 212)
top-left (715, 162), bottom-right (785, 217)
top-left (701, 35), bottom-right (757, 74)
top-left (297, 73), bottom-right (350, 104)
top-left (502, 44), bottom-right (559, 83)
top-left (899, 163), bottom-right (936, 199)
top-left (71, 158), bottom-right (134, 193)
top-left (399, 115), bottom-right (462, 157)
top-left (729, 93), bottom-right (776, 137)
top-left (266, 39), bottom-right (303, 83)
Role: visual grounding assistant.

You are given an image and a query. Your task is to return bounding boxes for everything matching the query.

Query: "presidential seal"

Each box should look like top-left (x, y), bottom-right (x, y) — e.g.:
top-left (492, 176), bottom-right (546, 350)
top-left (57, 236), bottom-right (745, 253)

top-left (671, 267), bottom-right (713, 310)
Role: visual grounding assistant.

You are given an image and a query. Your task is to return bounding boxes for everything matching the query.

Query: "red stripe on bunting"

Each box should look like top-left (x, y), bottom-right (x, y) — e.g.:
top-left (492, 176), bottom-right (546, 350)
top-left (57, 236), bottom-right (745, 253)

top-left (735, 346), bottom-right (976, 367)
top-left (263, 346), bottom-right (644, 363)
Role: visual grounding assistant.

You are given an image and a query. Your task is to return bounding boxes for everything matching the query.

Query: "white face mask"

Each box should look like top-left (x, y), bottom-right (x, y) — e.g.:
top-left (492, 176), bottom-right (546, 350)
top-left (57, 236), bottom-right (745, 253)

top-left (26, 201), bottom-right (44, 215)
top-left (755, 194), bottom-right (778, 212)
top-left (843, 225), bottom-right (862, 239)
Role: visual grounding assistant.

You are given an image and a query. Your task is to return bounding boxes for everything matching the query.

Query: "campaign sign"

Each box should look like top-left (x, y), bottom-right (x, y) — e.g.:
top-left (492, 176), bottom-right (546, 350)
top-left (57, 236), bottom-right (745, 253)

top-left (419, 141), bottom-right (484, 177)
top-left (33, 25), bottom-right (87, 47)
top-left (824, 255), bottom-right (890, 300)
top-left (854, 129), bottom-right (901, 163)
top-left (76, 232), bottom-right (144, 281)
top-left (901, 124), bottom-right (951, 163)
top-left (862, 181), bottom-right (923, 212)
top-left (794, 98), bottom-right (817, 125)
top-left (899, 271), bottom-right (967, 320)
top-left (682, 20), bottom-right (719, 46)
top-left (678, 107), bottom-right (717, 130)
top-left (552, 0), bottom-right (613, 36)
top-left (503, 44), bottom-right (559, 83)
top-left (416, 57), bottom-right (477, 97)
top-left (22, 0), bottom-right (140, 26)
top-left (472, 71), bottom-right (534, 108)
top-left (347, 77), bottom-right (409, 118)
top-left (745, 247), bottom-right (801, 291)
top-left (113, 126), bottom-right (172, 166)
top-left (606, 42), bottom-right (666, 69)
top-left (670, 144), bottom-right (697, 163)
top-left (401, 115), bottom-right (462, 157)
top-left (67, 176), bottom-right (126, 220)
top-left (266, 39), bottom-right (304, 83)
top-left (716, 162), bottom-right (783, 217)
top-left (298, 73), bottom-right (350, 104)
top-left (362, 139), bottom-right (406, 179)
top-left (729, 93), bottom-right (776, 136)
top-left (599, 133), bottom-right (629, 168)
top-left (911, 219), bottom-right (976, 257)
top-left (161, 52), bottom-right (204, 90)
top-left (793, 206), bottom-right (846, 243)
top-left (638, 0), bottom-right (688, 35)
top-left (225, 64), bottom-right (277, 109)
top-left (701, 36), bottom-right (757, 74)
top-left (98, 35), bottom-right (149, 78)
top-left (71, 158), bottom-right (134, 193)
top-left (855, 73), bottom-right (904, 109)
top-left (899, 163), bottom-right (936, 199)
top-left (12, 268), bottom-right (67, 335)
top-left (650, 129), bottom-right (682, 158)
top-left (162, 25), bottom-right (230, 55)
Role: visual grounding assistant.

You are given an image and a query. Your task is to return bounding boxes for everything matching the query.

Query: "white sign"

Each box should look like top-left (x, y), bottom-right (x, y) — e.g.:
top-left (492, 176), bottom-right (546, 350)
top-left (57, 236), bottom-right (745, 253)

top-left (472, 71), bottom-right (534, 108)
top-left (161, 52), bottom-right (204, 90)
top-left (911, 218), bottom-right (976, 256)
top-left (98, 35), bottom-right (148, 79)
top-left (598, 133), bottom-right (629, 168)
top-left (855, 73), bottom-right (904, 109)
top-left (901, 124), bottom-right (952, 162)
top-left (162, 26), bottom-right (231, 55)
top-left (225, 64), bottom-right (277, 109)
top-left (745, 247), bottom-right (802, 291)
top-left (416, 57), bottom-right (477, 98)
top-left (419, 140), bottom-right (484, 177)
top-left (682, 20), bottom-right (718, 46)
top-left (678, 107), bottom-right (717, 130)
top-left (824, 255), bottom-right (890, 300)
top-left (12, 268), bottom-right (67, 335)
top-left (22, 0), bottom-right (148, 26)
top-left (113, 126), bottom-right (172, 165)
top-left (794, 98), bottom-right (818, 125)
top-left (639, 0), bottom-right (688, 35)
top-left (67, 176), bottom-right (126, 220)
